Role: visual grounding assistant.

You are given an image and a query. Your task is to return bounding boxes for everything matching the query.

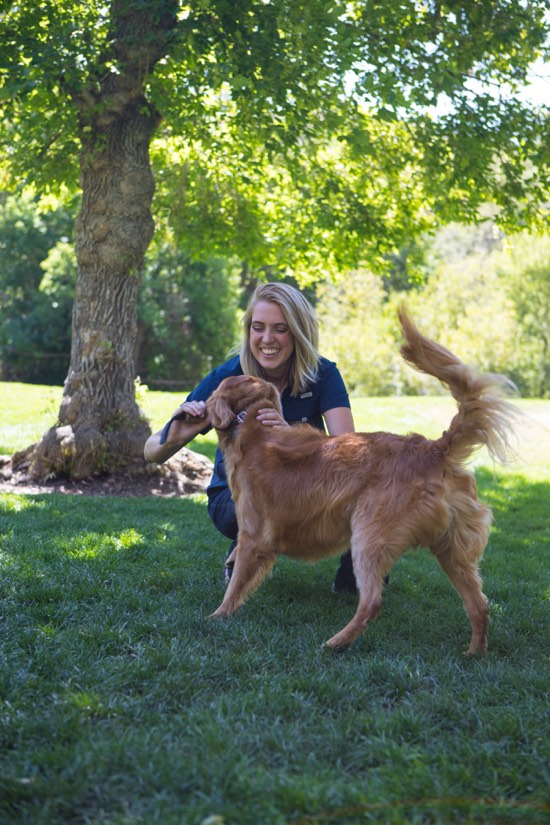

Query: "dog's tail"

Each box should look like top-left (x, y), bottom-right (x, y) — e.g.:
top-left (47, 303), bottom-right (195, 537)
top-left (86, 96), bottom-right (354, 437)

top-left (398, 307), bottom-right (519, 465)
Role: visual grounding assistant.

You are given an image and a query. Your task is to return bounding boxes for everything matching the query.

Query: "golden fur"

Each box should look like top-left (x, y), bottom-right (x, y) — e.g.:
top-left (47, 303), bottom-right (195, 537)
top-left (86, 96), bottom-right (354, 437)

top-left (206, 308), bottom-right (518, 652)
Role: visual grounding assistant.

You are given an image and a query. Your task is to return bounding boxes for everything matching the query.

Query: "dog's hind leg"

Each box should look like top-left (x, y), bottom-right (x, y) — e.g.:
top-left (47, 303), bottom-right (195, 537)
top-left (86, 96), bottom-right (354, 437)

top-left (209, 534), bottom-right (276, 619)
top-left (431, 486), bottom-right (491, 654)
top-left (431, 540), bottom-right (490, 655)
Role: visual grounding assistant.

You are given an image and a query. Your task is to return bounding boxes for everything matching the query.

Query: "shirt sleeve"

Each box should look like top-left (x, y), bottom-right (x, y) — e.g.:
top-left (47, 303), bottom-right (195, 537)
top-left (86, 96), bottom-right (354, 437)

top-left (185, 369), bottom-right (221, 404)
top-left (318, 360), bottom-right (351, 414)
top-left (181, 368), bottom-right (224, 437)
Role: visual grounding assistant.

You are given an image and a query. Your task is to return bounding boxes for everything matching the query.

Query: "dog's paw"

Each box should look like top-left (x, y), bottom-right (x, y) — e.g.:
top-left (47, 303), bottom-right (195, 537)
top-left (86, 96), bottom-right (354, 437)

top-left (463, 644), bottom-right (488, 657)
top-left (207, 607), bottom-right (230, 620)
top-left (324, 633), bottom-right (353, 650)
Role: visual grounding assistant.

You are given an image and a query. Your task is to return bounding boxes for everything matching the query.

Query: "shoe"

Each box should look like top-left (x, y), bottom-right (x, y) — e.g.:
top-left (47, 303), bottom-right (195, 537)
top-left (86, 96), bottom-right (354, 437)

top-left (332, 551), bottom-right (357, 594)
top-left (224, 540), bottom-right (237, 587)
top-left (331, 551), bottom-right (390, 594)
top-left (224, 562), bottom-right (234, 587)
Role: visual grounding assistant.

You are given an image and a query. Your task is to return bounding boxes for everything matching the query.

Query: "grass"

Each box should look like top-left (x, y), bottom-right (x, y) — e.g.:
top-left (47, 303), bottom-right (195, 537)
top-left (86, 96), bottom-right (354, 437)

top-left (1, 383), bottom-right (549, 824)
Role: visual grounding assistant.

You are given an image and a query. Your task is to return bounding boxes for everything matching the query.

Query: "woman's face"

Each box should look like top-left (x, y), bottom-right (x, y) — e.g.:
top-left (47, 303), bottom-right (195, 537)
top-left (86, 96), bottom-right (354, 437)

top-left (249, 300), bottom-right (295, 378)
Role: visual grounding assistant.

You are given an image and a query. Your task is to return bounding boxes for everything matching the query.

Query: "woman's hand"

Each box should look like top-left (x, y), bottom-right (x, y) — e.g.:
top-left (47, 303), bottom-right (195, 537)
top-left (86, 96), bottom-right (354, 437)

top-left (172, 399), bottom-right (209, 422)
top-left (256, 408), bottom-right (289, 428)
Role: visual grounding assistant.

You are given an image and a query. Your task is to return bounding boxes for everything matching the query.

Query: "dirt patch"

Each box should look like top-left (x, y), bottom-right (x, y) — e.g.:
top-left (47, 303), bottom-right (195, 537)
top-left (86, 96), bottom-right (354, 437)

top-left (0, 450), bottom-right (213, 498)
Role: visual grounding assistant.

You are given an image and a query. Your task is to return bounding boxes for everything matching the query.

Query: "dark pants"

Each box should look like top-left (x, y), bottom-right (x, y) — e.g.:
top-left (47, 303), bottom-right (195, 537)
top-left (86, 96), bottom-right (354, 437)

top-left (207, 486), bottom-right (238, 541)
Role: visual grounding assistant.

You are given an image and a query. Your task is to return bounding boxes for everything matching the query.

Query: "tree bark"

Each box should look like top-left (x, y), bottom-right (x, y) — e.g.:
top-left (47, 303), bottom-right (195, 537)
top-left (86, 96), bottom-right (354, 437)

top-left (27, 1), bottom-right (178, 480)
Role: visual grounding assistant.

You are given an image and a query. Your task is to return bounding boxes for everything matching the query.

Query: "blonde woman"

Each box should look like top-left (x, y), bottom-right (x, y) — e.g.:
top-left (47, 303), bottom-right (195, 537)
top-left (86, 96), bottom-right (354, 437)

top-left (145, 282), bottom-right (358, 593)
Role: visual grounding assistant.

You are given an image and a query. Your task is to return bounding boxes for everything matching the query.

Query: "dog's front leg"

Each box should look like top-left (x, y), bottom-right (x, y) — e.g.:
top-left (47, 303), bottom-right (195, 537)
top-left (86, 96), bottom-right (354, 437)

top-left (209, 537), bottom-right (276, 619)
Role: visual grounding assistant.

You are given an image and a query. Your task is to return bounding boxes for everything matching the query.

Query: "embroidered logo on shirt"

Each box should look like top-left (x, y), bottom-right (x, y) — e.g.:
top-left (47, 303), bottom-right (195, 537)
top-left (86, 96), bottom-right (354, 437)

top-left (300, 391), bottom-right (313, 398)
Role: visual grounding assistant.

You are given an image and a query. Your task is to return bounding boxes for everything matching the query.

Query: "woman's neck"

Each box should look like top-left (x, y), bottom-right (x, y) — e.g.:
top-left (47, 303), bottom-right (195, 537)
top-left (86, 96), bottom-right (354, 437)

top-left (264, 366), bottom-right (290, 394)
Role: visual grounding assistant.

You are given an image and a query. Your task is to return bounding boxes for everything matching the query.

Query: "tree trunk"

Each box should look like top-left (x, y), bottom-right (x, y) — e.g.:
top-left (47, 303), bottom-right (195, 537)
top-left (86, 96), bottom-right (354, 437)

top-left (27, 1), bottom-right (178, 481)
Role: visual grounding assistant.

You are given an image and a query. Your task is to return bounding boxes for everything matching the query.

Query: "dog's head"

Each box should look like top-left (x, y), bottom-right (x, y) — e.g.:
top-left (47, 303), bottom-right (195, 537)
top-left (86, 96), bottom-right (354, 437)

top-left (207, 375), bottom-right (282, 430)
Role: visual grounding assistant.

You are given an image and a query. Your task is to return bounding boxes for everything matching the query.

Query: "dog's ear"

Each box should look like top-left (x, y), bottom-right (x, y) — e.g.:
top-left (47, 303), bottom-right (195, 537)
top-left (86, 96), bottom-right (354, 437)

top-left (207, 389), bottom-right (237, 430)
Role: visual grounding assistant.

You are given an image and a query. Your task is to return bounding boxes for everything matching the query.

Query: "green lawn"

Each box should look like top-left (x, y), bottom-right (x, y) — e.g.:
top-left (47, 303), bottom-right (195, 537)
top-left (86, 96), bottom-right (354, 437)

top-left (0, 383), bottom-right (549, 824)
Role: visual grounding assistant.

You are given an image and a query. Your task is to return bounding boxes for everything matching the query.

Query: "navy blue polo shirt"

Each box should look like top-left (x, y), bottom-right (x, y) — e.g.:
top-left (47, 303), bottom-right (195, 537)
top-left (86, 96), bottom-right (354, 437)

top-left (185, 355), bottom-right (350, 495)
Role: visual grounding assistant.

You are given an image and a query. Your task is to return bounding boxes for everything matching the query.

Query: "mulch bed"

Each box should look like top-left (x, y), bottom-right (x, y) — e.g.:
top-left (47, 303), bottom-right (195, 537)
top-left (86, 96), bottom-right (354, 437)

top-left (0, 450), bottom-right (213, 498)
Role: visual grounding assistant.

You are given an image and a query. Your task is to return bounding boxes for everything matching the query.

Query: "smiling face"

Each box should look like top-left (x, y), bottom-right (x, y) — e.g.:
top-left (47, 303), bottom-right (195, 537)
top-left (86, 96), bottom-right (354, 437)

top-left (249, 300), bottom-right (295, 381)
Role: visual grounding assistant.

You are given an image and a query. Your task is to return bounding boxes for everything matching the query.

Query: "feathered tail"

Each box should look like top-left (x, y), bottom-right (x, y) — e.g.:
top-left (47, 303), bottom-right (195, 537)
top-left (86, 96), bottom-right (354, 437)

top-left (398, 307), bottom-right (520, 465)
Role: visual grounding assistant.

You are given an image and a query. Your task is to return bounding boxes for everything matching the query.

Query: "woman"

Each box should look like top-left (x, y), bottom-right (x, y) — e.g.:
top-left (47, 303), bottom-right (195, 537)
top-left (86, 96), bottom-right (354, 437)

top-left (144, 282), bottom-right (357, 593)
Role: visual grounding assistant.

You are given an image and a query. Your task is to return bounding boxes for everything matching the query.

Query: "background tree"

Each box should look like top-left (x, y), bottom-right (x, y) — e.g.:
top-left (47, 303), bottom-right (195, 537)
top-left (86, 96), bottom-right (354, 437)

top-left (0, 196), bottom-right (240, 389)
top-left (493, 234), bottom-right (550, 397)
top-left (0, 0), bottom-right (548, 478)
top-left (136, 241), bottom-right (241, 389)
top-left (0, 193), bottom-right (75, 384)
top-left (316, 269), bottom-right (396, 395)
top-left (318, 231), bottom-right (550, 399)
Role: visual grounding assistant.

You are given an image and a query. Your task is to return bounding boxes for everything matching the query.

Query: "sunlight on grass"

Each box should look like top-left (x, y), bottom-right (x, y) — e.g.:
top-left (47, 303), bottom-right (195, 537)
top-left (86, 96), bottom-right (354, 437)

top-left (55, 529), bottom-right (146, 559)
top-left (64, 690), bottom-right (114, 719)
top-left (0, 495), bottom-right (43, 513)
top-left (0, 383), bottom-right (62, 453)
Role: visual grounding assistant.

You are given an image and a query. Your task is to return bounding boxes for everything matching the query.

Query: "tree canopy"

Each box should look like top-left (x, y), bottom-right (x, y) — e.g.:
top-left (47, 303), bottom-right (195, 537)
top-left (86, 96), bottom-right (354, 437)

top-left (3, 1), bottom-right (548, 270)
top-left (0, 0), bottom-right (548, 478)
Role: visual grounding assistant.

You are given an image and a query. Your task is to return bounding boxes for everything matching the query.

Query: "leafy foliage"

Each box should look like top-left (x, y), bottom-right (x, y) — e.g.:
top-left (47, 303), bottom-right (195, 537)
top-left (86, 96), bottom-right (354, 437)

top-left (137, 239), bottom-right (242, 388)
top-left (316, 269), bottom-right (397, 395)
top-left (493, 233), bottom-right (550, 397)
top-left (1, 0), bottom-right (548, 275)
top-left (0, 197), bottom-right (242, 387)
top-left (0, 193), bottom-right (75, 384)
top-left (317, 231), bottom-right (550, 398)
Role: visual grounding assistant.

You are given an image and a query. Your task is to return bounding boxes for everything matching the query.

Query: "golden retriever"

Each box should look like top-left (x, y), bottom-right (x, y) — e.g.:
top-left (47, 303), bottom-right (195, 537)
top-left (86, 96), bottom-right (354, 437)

top-left (205, 308), bottom-right (518, 652)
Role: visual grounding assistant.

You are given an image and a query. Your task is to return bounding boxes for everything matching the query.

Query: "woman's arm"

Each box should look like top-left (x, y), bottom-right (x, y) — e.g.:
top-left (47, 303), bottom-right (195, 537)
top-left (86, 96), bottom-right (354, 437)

top-left (144, 400), bottom-right (210, 464)
top-left (323, 406), bottom-right (355, 436)
top-left (256, 404), bottom-right (355, 434)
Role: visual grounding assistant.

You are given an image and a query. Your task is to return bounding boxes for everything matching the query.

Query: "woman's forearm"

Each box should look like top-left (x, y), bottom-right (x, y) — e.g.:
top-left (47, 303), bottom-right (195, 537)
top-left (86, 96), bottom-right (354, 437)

top-left (144, 400), bottom-right (210, 464)
top-left (144, 417), bottom-right (208, 463)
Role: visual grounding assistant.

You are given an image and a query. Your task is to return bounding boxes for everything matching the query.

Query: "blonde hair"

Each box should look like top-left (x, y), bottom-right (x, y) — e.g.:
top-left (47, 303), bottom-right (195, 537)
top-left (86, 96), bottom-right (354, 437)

top-left (239, 283), bottom-right (320, 395)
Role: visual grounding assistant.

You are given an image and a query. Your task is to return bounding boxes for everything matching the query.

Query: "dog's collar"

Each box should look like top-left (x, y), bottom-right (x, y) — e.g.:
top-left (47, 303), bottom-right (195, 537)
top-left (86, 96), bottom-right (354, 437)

top-left (231, 410), bottom-right (247, 439)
